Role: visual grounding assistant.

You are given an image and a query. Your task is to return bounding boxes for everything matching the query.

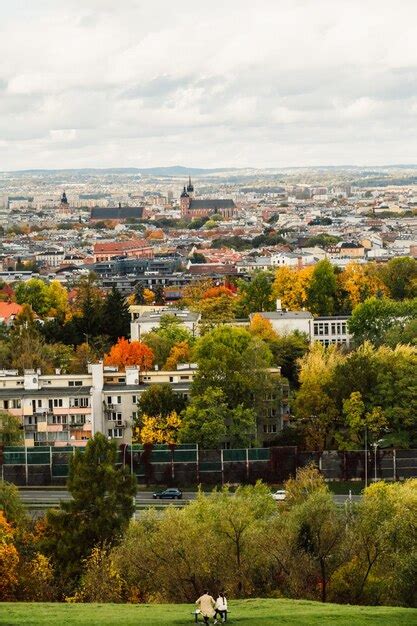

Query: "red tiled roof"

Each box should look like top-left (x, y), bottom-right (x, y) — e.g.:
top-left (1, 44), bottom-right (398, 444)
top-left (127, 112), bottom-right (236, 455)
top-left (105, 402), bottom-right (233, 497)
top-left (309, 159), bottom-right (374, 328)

top-left (93, 240), bottom-right (151, 253)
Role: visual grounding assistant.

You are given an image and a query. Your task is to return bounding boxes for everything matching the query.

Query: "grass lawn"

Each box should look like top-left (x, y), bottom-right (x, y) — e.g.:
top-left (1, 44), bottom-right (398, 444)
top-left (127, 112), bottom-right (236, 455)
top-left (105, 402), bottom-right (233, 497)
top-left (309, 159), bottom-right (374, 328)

top-left (1, 599), bottom-right (416, 626)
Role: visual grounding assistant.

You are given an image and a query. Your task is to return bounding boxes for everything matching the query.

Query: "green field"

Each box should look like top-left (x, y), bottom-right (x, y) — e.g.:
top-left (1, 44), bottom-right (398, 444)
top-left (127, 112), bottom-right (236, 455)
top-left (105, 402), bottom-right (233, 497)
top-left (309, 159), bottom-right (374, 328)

top-left (1, 599), bottom-right (416, 626)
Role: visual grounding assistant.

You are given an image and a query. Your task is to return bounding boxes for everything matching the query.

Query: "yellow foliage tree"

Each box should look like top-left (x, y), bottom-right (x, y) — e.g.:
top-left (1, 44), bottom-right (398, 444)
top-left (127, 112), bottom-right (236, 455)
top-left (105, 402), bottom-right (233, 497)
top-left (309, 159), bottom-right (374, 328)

top-left (339, 262), bottom-right (388, 309)
top-left (164, 341), bottom-right (191, 370)
top-left (249, 313), bottom-right (278, 342)
top-left (137, 411), bottom-right (182, 445)
top-left (0, 511), bottom-right (19, 600)
top-left (273, 266), bottom-right (314, 310)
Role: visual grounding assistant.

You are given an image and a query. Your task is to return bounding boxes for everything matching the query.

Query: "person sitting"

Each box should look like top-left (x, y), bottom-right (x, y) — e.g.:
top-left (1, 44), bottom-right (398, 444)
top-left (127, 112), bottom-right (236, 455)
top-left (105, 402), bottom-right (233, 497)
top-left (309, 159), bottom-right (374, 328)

top-left (195, 590), bottom-right (216, 625)
top-left (214, 592), bottom-right (228, 623)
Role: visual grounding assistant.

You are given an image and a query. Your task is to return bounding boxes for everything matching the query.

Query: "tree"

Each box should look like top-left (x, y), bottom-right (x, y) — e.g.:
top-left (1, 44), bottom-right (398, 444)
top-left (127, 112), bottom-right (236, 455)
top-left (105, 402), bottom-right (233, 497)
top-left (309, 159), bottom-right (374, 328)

top-left (349, 297), bottom-right (417, 345)
top-left (142, 315), bottom-right (194, 368)
top-left (307, 259), bottom-right (337, 316)
top-left (47, 281), bottom-right (68, 317)
top-left (153, 284), bottom-right (166, 305)
top-left (337, 391), bottom-right (387, 450)
top-left (0, 482), bottom-right (26, 527)
top-left (104, 338), bottom-right (154, 371)
top-left (137, 383), bottom-right (186, 418)
top-left (0, 512), bottom-right (19, 600)
top-left (9, 305), bottom-right (48, 372)
top-left (192, 326), bottom-right (274, 413)
top-left (15, 278), bottom-right (51, 317)
top-left (43, 433), bottom-right (136, 584)
top-left (273, 266), bottom-right (314, 310)
top-left (73, 273), bottom-right (103, 337)
top-left (101, 287), bottom-right (130, 342)
top-left (0, 412), bottom-right (23, 446)
top-left (134, 283), bottom-right (145, 305)
top-left (164, 340), bottom-right (191, 370)
top-left (237, 272), bottom-right (274, 315)
top-left (136, 411), bottom-right (182, 445)
top-left (178, 387), bottom-right (256, 449)
top-left (338, 262), bottom-right (388, 311)
top-left (190, 252), bottom-right (206, 264)
top-left (380, 257), bottom-right (417, 300)
top-left (294, 343), bottom-right (343, 450)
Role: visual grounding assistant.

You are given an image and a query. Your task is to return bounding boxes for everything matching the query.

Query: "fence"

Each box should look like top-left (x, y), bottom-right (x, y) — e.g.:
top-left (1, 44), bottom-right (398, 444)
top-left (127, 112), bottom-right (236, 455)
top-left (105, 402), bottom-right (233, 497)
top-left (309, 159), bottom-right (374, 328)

top-left (1, 444), bottom-right (417, 486)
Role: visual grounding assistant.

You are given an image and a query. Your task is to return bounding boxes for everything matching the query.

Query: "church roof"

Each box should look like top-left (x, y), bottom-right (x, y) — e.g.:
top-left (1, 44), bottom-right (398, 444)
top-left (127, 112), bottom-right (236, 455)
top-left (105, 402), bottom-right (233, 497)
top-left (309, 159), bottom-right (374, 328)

top-left (189, 199), bottom-right (235, 209)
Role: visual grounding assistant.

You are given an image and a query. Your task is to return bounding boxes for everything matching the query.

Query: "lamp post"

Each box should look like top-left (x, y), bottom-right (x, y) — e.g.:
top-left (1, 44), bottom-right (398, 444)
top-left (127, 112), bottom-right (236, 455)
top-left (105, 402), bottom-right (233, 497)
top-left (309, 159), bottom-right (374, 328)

top-left (364, 425), bottom-right (368, 489)
top-left (372, 441), bottom-right (378, 482)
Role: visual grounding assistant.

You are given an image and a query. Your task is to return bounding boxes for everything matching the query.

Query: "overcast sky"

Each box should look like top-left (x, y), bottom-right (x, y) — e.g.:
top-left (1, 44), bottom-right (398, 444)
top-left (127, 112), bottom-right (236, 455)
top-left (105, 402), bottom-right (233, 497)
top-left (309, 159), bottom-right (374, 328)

top-left (1, 0), bottom-right (417, 170)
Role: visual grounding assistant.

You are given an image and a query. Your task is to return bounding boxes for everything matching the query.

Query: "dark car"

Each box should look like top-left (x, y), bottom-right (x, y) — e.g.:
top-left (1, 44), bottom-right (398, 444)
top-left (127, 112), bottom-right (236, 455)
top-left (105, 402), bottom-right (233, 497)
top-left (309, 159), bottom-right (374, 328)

top-left (152, 488), bottom-right (183, 500)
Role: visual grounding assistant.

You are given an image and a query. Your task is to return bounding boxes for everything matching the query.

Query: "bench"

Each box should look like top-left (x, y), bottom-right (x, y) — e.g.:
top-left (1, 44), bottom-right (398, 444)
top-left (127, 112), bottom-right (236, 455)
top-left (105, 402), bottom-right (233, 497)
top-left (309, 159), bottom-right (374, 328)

top-left (192, 609), bottom-right (229, 623)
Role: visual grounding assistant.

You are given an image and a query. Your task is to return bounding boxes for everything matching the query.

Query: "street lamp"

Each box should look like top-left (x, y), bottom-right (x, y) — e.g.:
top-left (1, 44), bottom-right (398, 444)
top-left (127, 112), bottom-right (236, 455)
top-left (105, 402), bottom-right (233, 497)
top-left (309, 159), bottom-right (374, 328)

top-left (364, 425), bottom-right (368, 489)
top-left (372, 442), bottom-right (378, 482)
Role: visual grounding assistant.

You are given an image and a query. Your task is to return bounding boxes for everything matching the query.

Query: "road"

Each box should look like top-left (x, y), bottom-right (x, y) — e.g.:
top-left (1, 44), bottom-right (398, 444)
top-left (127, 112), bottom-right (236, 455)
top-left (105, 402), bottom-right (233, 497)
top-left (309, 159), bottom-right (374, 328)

top-left (17, 488), bottom-right (362, 511)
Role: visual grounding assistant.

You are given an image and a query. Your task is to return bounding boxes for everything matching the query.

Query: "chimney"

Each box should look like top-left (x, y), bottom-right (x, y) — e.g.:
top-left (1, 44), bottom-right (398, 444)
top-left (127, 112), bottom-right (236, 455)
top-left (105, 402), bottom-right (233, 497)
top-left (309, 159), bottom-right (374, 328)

top-left (276, 298), bottom-right (282, 311)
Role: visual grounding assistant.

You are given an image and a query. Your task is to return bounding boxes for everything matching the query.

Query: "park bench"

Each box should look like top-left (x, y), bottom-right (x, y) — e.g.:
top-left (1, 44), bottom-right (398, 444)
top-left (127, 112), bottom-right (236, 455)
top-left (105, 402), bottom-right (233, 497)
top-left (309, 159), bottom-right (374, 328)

top-left (192, 609), bottom-right (228, 622)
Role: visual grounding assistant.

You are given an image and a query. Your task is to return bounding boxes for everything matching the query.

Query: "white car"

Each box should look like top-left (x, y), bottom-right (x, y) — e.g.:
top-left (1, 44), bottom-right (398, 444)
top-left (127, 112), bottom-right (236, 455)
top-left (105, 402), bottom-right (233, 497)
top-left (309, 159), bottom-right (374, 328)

top-left (271, 490), bottom-right (287, 501)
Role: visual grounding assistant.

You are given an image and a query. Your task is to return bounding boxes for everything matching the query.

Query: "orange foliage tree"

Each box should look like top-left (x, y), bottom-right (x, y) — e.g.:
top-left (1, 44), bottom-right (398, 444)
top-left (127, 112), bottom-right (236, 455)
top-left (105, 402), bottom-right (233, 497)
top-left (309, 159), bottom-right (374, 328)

top-left (0, 512), bottom-right (19, 600)
top-left (164, 341), bottom-right (192, 370)
top-left (202, 285), bottom-right (234, 299)
top-left (249, 313), bottom-right (278, 342)
top-left (104, 338), bottom-right (154, 371)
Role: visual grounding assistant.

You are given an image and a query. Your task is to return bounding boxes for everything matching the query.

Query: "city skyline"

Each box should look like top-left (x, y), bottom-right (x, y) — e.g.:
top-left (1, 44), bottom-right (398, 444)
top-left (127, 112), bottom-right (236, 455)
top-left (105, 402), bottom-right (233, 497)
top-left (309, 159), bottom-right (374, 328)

top-left (2, 0), bottom-right (417, 170)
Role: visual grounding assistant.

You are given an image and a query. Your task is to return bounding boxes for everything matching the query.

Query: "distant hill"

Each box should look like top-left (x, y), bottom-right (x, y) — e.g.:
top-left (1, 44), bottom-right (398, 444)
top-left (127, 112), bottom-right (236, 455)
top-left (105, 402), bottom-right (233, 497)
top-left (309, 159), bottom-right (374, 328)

top-left (6, 166), bottom-right (238, 177)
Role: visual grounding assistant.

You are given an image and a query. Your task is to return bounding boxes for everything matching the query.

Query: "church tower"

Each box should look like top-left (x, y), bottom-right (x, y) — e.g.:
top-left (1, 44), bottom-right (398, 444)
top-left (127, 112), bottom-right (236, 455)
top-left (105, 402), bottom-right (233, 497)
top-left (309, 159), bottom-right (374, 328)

top-left (187, 176), bottom-right (195, 198)
top-left (180, 186), bottom-right (190, 217)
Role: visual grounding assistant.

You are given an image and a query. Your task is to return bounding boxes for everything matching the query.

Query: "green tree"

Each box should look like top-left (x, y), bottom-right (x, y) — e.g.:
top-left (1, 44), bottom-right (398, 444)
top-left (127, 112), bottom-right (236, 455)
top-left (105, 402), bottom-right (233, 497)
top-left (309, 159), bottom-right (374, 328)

top-left (73, 273), bottom-right (103, 337)
top-left (101, 287), bottom-right (130, 342)
top-left (134, 283), bottom-right (145, 305)
top-left (0, 413), bottom-right (23, 446)
top-left (307, 260), bottom-right (337, 315)
top-left (15, 278), bottom-right (51, 317)
top-left (43, 433), bottom-right (136, 585)
top-left (349, 297), bottom-right (417, 345)
top-left (380, 257), bottom-right (417, 300)
top-left (137, 383), bottom-right (187, 419)
top-left (153, 284), bottom-right (166, 305)
top-left (142, 315), bottom-right (194, 368)
top-left (192, 326), bottom-right (274, 413)
top-left (237, 272), bottom-right (274, 315)
top-left (0, 482), bottom-right (26, 527)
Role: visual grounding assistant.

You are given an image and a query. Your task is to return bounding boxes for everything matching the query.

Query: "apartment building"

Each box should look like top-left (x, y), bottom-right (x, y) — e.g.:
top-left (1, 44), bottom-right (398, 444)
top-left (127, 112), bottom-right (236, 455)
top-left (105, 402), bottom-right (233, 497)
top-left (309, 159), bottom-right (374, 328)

top-left (252, 300), bottom-right (352, 347)
top-left (0, 365), bottom-right (193, 447)
top-left (0, 361), bottom-right (288, 448)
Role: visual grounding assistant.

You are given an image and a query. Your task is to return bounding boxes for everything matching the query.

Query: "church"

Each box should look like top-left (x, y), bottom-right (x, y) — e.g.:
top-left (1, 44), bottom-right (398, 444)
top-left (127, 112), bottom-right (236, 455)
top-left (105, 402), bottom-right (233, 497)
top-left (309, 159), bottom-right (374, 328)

top-left (179, 177), bottom-right (236, 219)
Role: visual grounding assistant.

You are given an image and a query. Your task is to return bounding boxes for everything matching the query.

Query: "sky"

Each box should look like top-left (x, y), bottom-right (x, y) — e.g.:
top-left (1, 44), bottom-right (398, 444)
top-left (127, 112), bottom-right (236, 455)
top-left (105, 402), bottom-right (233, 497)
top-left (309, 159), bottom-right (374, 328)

top-left (1, 0), bottom-right (417, 170)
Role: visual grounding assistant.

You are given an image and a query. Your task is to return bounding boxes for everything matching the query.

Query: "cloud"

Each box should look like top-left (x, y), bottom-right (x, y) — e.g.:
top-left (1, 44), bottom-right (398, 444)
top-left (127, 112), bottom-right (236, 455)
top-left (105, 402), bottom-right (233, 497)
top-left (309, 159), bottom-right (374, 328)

top-left (1, 0), bottom-right (417, 168)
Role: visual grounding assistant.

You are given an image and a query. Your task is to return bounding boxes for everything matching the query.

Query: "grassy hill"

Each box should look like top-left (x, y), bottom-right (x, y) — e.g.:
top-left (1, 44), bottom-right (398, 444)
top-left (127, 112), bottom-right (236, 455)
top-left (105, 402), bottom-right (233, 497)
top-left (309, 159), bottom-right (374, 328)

top-left (1, 599), bottom-right (416, 625)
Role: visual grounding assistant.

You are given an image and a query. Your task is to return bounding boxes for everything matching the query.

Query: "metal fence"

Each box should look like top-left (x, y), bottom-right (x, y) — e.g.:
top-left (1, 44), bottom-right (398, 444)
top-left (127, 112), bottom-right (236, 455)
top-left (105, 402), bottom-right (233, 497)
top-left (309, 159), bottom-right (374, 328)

top-left (1, 445), bottom-right (417, 486)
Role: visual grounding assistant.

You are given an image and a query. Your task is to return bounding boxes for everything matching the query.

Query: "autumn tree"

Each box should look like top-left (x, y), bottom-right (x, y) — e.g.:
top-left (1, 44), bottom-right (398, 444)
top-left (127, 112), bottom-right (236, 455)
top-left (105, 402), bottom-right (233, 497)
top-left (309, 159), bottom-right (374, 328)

top-left (338, 262), bottom-right (388, 311)
top-left (0, 412), bottom-right (23, 446)
top-left (273, 266), bottom-right (314, 310)
top-left (164, 340), bottom-right (191, 370)
top-left (137, 411), bottom-right (182, 445)
top-left (142, 315), bottom-right (194, 368)
top-left (294, 343), bottom-right (343, 450)
top-left (0, 512), bottom-right (19, 600)
top-left (104, 338), bottom-right (154, 371)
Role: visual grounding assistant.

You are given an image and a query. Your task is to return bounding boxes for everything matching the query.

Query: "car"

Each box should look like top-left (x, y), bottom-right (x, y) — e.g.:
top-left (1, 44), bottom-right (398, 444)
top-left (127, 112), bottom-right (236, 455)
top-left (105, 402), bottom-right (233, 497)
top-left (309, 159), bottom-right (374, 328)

top-left (271, 489), bottom-right (287, 501)
top-left (153, 488), bottom-right (183, 500)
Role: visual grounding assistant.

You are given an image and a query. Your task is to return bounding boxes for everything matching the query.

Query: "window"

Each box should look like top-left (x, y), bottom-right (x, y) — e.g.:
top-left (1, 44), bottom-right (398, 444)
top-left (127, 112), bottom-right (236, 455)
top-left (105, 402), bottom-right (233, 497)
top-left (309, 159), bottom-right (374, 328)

top-left (132, 395), bottom-right (137, 404)
top-left (169, 376), bottom-right (174, 382)
top-left (52, 398), bottom-right (63, 407)
top-left (116, 396), bottom-right (122, 404)
top-left (107, 396), bottom-right (112, 405)
top-left (132, 411), bottom-right (137, 419)
top-left (72, 397), bottom-right (89, 408)
top-left (108, 428), bottom-right (123, 438)
top-left (69, 380), bottom-right (83, 387)
top-left (109, 412), bottom-right (122, 421)
top-left (180, 375), bottom-right (189, 380)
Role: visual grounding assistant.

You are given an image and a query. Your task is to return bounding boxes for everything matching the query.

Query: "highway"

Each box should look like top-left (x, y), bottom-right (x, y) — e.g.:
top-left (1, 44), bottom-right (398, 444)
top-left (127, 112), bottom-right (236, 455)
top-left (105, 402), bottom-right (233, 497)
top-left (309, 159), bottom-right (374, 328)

top-left (17, 488), bottom-right (362, 511)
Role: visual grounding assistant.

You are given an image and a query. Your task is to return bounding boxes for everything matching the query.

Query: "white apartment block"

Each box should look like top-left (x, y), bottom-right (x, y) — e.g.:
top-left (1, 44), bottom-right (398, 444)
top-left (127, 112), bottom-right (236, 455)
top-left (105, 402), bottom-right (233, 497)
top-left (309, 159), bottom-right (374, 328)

top-left (0, 365), bottom-right (194, 447)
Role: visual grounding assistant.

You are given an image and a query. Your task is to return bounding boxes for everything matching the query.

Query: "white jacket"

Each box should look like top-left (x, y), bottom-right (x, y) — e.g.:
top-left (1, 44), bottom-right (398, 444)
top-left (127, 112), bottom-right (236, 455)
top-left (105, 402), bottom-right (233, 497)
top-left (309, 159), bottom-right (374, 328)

top-left (215, 596), bottom-right (228, 611)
